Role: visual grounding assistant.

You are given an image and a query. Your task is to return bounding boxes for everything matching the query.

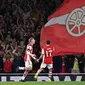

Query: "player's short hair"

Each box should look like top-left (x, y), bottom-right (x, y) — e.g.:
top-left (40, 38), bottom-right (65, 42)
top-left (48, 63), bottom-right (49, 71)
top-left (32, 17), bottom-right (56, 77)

top-left (29, 37), bottom-right (35, 43)
top-left (46, 40), bottom-right (50, 45)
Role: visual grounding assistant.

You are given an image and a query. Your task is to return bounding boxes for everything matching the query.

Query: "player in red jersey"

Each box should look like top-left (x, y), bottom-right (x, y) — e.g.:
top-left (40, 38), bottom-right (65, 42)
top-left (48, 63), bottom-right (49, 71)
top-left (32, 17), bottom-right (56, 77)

top-left (17, 37), bottom-right (37, 81)
top-left (34, 40), bottom-right (55, 81)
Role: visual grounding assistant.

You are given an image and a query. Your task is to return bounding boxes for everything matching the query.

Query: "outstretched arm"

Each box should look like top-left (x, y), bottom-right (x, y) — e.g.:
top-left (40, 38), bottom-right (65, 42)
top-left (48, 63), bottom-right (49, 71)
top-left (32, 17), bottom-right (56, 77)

top-left (37, 54), bottom-right (43, 62)
top-left (27, 50), bottom-right (36, 60)
top-left (37, 49), bottom-right (44, 62)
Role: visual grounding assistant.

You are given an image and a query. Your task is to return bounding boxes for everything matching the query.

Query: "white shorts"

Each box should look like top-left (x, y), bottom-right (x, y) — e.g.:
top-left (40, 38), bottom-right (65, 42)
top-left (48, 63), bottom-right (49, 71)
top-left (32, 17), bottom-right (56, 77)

top-left (25, 60), bottom-right (32, 68)
top-left (40, 62), bottom-right (53, 69)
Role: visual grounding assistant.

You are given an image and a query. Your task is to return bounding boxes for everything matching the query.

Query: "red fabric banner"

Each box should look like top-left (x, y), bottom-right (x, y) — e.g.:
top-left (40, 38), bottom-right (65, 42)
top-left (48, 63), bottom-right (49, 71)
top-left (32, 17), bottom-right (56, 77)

top-left (40, 0), bottom-right (85, 55)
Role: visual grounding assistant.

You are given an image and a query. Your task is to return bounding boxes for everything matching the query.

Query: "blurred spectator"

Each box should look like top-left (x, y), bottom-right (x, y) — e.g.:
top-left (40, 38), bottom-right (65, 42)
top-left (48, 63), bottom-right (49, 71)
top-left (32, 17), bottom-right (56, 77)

top-left (61, 56), bottom-right (65, 73)
top-left (0, 40), bottom-right (4, 72)
top-left (3, 52), bottom-right (13, 73)
top-left (0, 48), bottom-right (3, 72)
top-left (64, 55), bottom-right (75, 73)
top-left (12, 46), bottom-right (24, 73)
top-left (83, 55), bottom-right (85, 72)
top-left (53, 56), bottom-right (62, 73)
top-left (71, 57), bottom-right (79, 73)
top-left (78, 54), bottom-right (85, 73)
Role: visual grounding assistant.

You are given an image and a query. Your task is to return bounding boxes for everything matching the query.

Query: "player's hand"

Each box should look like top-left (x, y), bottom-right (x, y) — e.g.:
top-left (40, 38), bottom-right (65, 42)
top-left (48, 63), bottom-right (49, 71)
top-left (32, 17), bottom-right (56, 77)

top-left (33, 54), bottom-right (36, 57)
top-left (34, 58), bottom-right (39, 63)
top-left (36, 59), bottom-right (39, 63)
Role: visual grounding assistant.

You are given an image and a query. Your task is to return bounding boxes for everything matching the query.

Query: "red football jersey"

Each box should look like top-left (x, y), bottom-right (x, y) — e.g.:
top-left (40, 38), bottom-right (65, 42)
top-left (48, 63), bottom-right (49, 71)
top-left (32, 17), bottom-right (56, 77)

top-left (42, 45), bottom-right (54, 64)
top-left (24, 44), bottom-right (33, 62)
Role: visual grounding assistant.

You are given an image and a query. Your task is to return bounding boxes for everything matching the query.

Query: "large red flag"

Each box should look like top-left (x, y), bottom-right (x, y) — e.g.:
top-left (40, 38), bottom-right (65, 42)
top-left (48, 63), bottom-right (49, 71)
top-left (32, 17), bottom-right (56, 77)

top-left (40, 0), bottom-right (85, 55)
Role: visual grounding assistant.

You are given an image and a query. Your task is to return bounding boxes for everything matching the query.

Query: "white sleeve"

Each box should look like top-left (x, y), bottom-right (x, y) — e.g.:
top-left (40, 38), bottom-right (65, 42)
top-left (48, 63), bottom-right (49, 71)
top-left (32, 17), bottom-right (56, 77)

top-left (26, 46), bottom-right (36, 60)
top-left (31, 55), bottom-right (36, 60)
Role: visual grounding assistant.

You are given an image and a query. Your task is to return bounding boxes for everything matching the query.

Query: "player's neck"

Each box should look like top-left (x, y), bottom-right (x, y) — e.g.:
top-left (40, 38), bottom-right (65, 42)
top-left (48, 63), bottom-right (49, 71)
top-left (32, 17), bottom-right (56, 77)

top-left (46, 44), bottom-right (50, 46)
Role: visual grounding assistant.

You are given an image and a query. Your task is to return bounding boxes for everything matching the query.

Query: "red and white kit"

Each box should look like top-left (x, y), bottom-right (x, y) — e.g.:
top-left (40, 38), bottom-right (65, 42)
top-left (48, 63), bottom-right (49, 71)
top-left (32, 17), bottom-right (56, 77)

top-left (24, 44), bottom-right (34, 67)
top-left (40, 45), bottom-right (54, 69)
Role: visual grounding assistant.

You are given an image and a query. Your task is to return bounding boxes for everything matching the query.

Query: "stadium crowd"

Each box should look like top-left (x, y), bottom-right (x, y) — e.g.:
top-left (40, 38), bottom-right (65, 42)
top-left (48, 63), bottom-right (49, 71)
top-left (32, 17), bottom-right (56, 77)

top-left (0, 0), bottom-right (85, 73)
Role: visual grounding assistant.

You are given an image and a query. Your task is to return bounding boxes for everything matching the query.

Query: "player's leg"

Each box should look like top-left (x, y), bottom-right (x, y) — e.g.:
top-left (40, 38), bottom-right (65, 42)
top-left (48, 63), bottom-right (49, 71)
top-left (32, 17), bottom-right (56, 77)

top-left (48, 64), bottom-right (53, 81)
top-left (18, 65), bottom-right (32, 71)
top-left (34, 62), bottom-right (46, 79)
top-left (21, 70), bottom-right (29, 81)
top-left (20, 61), bottom-right (32, 81)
